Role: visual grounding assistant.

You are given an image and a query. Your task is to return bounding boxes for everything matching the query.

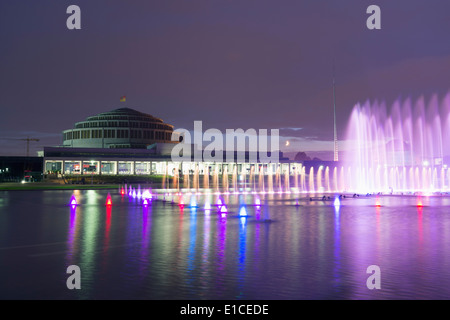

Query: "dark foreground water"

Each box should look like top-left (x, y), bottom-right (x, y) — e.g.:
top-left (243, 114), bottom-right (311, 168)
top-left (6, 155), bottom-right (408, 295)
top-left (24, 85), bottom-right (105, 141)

top-left (1, 189), bottom-right (450, 300)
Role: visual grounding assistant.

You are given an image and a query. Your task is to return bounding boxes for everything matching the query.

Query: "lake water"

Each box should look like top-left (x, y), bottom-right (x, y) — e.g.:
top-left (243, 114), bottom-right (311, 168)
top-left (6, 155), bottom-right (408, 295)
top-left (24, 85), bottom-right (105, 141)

top-left (1, 189), bottom-right (450, 300)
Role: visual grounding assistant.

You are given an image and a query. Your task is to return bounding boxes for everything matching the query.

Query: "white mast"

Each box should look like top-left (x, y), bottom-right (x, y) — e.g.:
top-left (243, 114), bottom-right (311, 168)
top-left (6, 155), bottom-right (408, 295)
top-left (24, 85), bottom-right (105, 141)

top-left (333, 63), bottom-right (338, 162)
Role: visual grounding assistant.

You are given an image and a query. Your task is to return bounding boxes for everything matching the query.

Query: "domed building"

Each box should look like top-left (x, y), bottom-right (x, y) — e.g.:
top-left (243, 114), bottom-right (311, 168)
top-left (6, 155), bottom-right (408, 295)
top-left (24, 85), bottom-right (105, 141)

top-left (62, 107), bottom-right (176, 149)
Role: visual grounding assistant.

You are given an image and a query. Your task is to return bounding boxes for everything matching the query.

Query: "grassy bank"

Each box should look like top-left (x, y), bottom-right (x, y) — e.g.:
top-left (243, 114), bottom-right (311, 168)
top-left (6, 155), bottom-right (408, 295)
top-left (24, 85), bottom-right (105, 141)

top-left (0, 182), bottom-right (120, 191)
top-left (0, 174), bottom-right (165, 191)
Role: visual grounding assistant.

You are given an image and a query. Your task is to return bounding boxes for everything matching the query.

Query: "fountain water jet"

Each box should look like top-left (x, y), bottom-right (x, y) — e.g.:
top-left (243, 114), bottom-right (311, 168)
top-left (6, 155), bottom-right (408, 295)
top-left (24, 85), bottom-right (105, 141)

top-left (345, 94), bottom-right (450, 193)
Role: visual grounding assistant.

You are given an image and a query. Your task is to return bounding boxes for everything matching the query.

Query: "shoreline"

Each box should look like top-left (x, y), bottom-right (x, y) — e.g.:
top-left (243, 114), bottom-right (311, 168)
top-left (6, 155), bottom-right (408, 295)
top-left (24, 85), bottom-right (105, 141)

top-left (0, 182), bottom-right (160, 191)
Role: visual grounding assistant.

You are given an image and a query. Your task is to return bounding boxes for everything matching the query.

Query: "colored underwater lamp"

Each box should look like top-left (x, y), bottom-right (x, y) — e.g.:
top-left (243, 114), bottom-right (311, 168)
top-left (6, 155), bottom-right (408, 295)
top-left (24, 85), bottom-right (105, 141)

top-left (69, 195), bottom-right (78, 207)
top-left (105, 193), bottom-right (112, 206)
top-left (334, 197), bottom-right (340, 207)
top-left (375, 197), bottom-right (381, 207)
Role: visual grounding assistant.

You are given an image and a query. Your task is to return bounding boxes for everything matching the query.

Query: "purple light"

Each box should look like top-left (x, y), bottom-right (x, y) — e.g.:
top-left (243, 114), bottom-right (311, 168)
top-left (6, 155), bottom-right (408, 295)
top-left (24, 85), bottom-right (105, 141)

top-left (69, 195), bottom-right (77, 207)
top-left (142, 189), bottom-right (151, 199)
top-left (219, 204), bottom-right (228, 213)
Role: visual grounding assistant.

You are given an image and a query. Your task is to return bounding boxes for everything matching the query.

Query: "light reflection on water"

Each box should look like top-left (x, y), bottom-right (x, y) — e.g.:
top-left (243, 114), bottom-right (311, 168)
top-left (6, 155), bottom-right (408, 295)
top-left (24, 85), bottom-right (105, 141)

top-left (0, 190), bottom-right (450, 299)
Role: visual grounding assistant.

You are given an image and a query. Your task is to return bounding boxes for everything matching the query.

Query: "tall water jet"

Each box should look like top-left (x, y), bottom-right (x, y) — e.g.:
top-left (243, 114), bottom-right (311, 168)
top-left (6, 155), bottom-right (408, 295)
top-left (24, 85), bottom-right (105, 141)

top-left (294, 167), bottom-right (299, 191)
top-left (258, 165), bottom-right (265, 193)
top-left (249, 166), bottom-right (255, 191)
top-left (193, 165), bottom-right (199, 191)
top-left (222, 166), bottom-right (229, 192)
top-left (173, 169), bottom-right (179, 191)
top-left (162, 167), bottom-right (167, 190)
top-left (203, 166), bottom-right (209, 189)
top-left (308, 167), bottom-right (315, 193)
top-left (333, 167), bottom-right (338, 193)
top-left (345, 93), bottom-right (450, 193)
top-left (275, 166), bottom-right (281, 192)
top-left (267, 166), bottom-right (274, 193)
top-left (301, 166), bottom-right (306, 192)
top-left (213, 166), bottom-right (220, 192)
top-left (325, 166), bottom-right (331, 192)
top-left (232, 166), bottom-right (238, 192)
top-left (183, 170), bottom-right (190, 190)
top-left (284, 168), bottom-right (290, 192)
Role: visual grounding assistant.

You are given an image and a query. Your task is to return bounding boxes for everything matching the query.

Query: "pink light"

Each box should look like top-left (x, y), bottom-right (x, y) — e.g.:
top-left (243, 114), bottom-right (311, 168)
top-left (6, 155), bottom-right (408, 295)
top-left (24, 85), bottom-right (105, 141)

top-left (375, 197), bottom-right (381, 207)
top-left (105, 193), bottom-right (112, 206)
top-left (143, 198), bottom-right (149, 206)
top-left (417, 198), bottom-right (423, 207)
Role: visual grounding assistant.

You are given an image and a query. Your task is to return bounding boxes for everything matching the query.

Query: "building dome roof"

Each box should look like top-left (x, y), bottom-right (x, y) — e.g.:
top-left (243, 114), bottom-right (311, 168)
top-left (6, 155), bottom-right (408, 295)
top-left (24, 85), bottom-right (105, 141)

top-left (85, 107), bottom-right (166, 124)
top-left (62, 107), bottom-right (175, 149)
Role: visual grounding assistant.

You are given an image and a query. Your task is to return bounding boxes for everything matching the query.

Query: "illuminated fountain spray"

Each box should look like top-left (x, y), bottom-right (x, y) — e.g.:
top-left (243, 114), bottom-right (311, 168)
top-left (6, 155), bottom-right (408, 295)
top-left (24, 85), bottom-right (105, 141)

top-left (294, 167), bottom-right (299, 191)
top-left (249, 166), bottom-right (255, 191)
top-left (222, 166), bottom-right (229, 193)
top-left (241, 165), bottom-right (247, 192)
top-left (173, 169), bottom-right (179, 192)
top-left (203, 166), bottom-right (209, 190)
top-left (345, 93), bottom-right (450, 193)
top-left (162, 166), bottom-right (167, 190)
top-left (258, 165), bottom-right (265, 192)
top-left (213, 166), bottom-right (219, 193)
top-left (284, 168), bottom-right (290, 192)
top-left (325, 166), bottom-right (331, 193)
top-left (267, 166), bottom-right (273, 193)
top-left (232, 166), bottom-right (238, 192)
top-left (308, 167), bottom-right (315, 193)
top-left (183, 170), bottom-right (190, 189)
top-left (137, 185), bottom-right (142, 199)
top-left (193, 165), bottom-right (199, 191)
top-left (316, 166), bottom-right (323, 193)
top-left (275, 166), bottom-right (281, 192)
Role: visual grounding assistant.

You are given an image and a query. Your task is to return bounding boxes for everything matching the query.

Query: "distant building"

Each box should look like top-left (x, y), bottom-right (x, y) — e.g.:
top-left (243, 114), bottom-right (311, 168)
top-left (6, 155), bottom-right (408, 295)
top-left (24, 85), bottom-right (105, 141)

top-left (62, 107), bottom-right (177, 149)
top-left (43, 107), bottom-right (296, 179)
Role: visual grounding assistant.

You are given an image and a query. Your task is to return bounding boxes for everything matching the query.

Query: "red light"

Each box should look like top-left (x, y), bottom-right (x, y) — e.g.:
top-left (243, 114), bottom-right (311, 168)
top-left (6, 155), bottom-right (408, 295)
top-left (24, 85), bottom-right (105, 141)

top-left (120, 188), bottom-right (125, 195)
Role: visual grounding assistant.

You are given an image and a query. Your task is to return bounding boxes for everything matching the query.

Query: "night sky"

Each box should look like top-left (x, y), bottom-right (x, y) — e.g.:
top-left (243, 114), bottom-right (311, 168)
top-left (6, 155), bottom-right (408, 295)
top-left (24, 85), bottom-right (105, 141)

top-left (1, 1), bottom-right (450, 158)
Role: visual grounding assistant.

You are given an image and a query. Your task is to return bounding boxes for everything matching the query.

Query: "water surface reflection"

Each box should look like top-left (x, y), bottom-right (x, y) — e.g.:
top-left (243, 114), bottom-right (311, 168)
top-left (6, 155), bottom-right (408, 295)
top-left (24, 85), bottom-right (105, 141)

top-left (0, 190), bottom-right (450, 299)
